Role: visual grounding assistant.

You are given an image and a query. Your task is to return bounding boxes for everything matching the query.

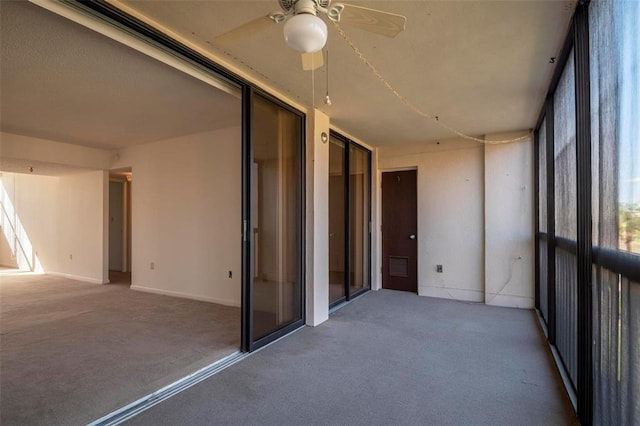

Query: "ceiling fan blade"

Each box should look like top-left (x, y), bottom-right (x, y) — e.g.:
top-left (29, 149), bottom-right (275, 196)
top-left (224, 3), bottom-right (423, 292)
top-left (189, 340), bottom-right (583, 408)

top-left (338, 3), bottom-right (406, 38)
top-left (215, 15), bottom-right (275, 46)
top-left (301, 51), bottom-right (324, 71)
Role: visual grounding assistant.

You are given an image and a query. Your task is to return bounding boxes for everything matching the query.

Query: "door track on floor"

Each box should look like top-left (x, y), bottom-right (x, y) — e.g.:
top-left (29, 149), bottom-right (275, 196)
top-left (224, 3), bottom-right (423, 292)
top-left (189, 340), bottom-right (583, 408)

top-left (88, 351), bottom-right (247, 426)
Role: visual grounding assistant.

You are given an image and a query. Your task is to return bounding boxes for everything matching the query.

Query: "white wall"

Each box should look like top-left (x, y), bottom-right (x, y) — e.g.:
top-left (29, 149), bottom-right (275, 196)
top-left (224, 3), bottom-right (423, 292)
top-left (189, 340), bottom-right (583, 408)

top-left (56, 170), bottom-right (108, 283)
top-left (378, 140), bottom-right (486, 302)
top-left (0, 172), bottom-right (57, 272)
top-left (0, 170), bottom-right (107, 282)
top-left (0, 229), bottom-right (18, 268)
top-left (377, 135), bottom-right (534, 308)
top-left (0, 132), bottom-right (112, 171)
top-left (113, 127), bottom-right (242, 306)
top-left (484, 133), bottom-right (534, 308)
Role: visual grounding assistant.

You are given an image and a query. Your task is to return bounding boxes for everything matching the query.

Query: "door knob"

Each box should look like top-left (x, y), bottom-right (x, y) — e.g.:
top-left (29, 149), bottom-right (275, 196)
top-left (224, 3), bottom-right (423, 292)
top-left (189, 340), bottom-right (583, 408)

top-left (409, 234), bottom-right (416, 240)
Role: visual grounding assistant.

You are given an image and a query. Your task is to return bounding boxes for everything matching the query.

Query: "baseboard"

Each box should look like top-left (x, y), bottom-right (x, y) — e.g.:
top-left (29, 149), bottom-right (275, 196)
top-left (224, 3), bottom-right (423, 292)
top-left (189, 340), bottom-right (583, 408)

top-left (419, 285), bottom-right (484, 303)
top-left (130, 285), bottom-right (241, 307)
top-left (49, 272), bottom-right (105, 284)
top-left (485, 293), bottom-right (534, 309)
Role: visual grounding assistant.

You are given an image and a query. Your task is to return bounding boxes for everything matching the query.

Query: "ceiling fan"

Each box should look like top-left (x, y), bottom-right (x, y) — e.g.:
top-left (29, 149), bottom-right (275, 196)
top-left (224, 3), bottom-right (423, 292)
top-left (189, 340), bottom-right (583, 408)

top-left (215, 0), bottom-right (406, 71)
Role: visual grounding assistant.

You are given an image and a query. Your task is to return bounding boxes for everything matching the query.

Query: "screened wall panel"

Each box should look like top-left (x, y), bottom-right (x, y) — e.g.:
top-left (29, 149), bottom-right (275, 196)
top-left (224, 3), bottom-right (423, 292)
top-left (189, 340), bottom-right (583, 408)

top-left (593, 268), bottom-right (639, 425)
top-left (538, 119), bottom-right (549, 321)
top-left (556, 247), bottom-right (578, 386)
top-left (553, 49), bottom-right (578, 389)
top-left (539, 119), bottom-right (548, 235)
top-left (589, 0), bottom-right (640, 423)
top-left (539, 239), bottom-right (548, 321)
top-left (615, 0), bottom-right (640, 256)
top-left (554, 50), bottom-right (577, 241)
top-left (630, 278), bottom-right (640, 424)
top-left (535, 1), bottom-right (640, 423)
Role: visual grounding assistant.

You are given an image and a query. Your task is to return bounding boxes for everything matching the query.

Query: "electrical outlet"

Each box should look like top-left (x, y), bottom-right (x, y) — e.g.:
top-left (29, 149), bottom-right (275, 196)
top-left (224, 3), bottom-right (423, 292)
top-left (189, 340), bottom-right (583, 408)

top-left (228, 271), bottom-right (232, 279)
top-left (150, 262), bottom-right (155, 270)
top-left (436, 264), bottom-right (443, 273)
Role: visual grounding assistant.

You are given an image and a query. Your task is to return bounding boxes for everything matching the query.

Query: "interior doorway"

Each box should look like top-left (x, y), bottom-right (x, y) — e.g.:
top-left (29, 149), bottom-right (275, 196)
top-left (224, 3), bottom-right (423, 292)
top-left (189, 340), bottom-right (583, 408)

top-left (381, 170), bottom-right (418, 293)
top-left (109, 170), bottom-right (132, 285)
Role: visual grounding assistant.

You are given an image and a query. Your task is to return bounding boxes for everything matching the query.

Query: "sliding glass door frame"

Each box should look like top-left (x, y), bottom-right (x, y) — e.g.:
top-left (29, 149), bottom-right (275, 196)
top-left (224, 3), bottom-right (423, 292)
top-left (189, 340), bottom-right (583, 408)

top-left (242, 86), bottom-right (306, 352)
top-left (78, 0), bottom-right (306, 354)
top-left (329, 131), bottom-right (372, 309)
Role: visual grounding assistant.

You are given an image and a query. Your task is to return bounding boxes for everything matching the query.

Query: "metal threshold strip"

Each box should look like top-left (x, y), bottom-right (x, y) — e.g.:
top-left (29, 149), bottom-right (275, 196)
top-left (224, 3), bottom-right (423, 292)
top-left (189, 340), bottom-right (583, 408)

top-left (88, 351), bottom-right (248, 426)
top-left (329, 289), bottom-right (370, 315)
top-left (88, 325), bottom-right (307, 425)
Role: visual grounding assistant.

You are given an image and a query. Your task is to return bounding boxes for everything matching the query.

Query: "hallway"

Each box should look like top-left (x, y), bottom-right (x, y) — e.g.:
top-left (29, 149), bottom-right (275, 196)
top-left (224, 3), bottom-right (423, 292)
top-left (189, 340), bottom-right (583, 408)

top-left (126, 290), bottom-right (577, 425)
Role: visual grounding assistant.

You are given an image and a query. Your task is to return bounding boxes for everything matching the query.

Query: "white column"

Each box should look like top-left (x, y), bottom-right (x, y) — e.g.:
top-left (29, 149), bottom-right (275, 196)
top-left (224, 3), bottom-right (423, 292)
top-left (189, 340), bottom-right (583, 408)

top-left (306, 109), bottom-right (330, 326)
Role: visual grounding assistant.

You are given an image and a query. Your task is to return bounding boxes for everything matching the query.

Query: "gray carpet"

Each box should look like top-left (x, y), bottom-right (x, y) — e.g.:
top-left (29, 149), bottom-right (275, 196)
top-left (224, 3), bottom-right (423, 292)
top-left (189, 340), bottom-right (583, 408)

top-left (126, 290), bottom-right (578, 425)
top-left (0, 273), bottom-right (240, 425)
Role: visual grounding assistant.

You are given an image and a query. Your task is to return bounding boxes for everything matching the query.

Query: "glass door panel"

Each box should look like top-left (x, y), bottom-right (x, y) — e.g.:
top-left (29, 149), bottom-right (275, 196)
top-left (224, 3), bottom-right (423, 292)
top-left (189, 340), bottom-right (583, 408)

top-left (349, 145), bottom-right (371, 296)
top-left (328, 137), bottom-right (346, 304)
top-left (328, 132), bottom-right (371, 306)
top-left (250, 93), bottom-right (303, 342)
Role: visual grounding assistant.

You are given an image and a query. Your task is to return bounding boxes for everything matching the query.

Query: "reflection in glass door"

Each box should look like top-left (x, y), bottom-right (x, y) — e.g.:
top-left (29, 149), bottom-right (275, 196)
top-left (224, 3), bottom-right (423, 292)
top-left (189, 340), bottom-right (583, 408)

top-left (349, 144), bottom-right (371, 296)
top-left (329, 138), bottom-right (346, 304)
top-left (249, 92), bottom-right (304, 345)
top-left (328, 132), bottom-right (371, 307)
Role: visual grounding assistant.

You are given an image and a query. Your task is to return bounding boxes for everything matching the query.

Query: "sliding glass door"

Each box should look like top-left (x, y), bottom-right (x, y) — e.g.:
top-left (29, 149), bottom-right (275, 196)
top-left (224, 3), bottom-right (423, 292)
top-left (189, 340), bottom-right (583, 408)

top-left (329, 137), bottom-right (347, 304)
top-left (329, 132), bottom-right (371, 307)
top-left (349, 144), bottom-right (371, 296)
top-left (247, 91), bottom-right (304, 348)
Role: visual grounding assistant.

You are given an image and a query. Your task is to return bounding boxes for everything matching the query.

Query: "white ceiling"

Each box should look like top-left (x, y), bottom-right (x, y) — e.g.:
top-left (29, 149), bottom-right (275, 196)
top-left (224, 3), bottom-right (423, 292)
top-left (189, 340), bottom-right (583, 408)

top-left (0, 0), bottom-right (576, 153)
top-left (0, 0), bottom-right (241, 150)
top-left (114, 0), bottom-right (576, 146)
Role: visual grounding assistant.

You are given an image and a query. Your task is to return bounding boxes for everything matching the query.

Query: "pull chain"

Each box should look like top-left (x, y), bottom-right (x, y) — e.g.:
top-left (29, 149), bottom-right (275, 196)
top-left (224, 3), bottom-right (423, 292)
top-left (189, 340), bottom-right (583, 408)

top-left (311, 56), bottom-right (315, 109)
top-left (324, 49), bottom-right (332, 106)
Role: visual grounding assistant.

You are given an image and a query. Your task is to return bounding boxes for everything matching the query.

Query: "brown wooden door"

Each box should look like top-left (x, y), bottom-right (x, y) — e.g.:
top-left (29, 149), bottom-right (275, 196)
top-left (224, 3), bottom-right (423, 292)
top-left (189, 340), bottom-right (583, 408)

top-left (382, 170), bottom-right (417, 292)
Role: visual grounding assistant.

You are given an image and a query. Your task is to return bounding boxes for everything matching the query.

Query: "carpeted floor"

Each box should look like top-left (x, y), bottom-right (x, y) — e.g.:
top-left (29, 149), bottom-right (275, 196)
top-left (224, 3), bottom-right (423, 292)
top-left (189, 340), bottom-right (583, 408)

top-left (126, 290), bottom-right (577, 425)
top-left (0, 273), bottom-right (240, 425)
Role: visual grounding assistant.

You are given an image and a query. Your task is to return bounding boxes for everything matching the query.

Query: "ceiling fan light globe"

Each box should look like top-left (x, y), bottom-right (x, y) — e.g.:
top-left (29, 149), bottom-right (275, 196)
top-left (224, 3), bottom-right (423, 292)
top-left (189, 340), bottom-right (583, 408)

top-left (283, 14), bottom-right (327, 53)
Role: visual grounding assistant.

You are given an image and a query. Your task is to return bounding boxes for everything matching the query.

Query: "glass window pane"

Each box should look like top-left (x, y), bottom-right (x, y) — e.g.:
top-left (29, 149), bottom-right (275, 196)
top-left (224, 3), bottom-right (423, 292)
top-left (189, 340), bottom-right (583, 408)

top-left (329, 137), bottom-right (346, 304)
top-left (251, 94), bottom-right (302, 341)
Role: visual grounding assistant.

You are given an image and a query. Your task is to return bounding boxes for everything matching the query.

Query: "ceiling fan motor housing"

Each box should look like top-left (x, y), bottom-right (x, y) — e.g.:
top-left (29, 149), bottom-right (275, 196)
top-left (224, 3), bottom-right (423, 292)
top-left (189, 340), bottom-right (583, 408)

top-left (279, 0), bottom-right (330, 13)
